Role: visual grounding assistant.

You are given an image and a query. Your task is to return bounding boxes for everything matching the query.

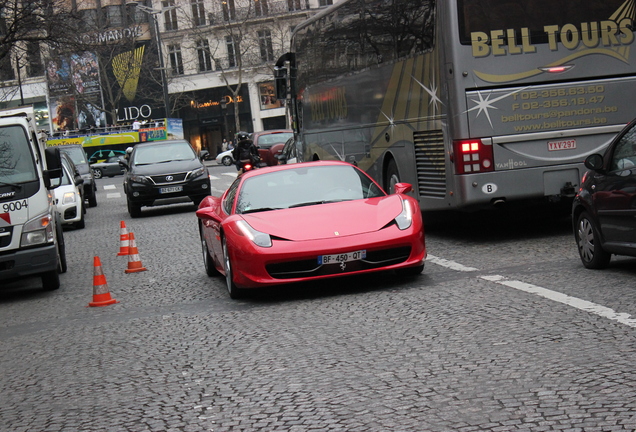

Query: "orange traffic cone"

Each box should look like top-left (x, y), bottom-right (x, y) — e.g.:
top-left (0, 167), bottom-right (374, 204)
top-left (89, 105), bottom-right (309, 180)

top-left (117, 220), bottom-right (129, 256)
top-left (89, 256), bottom-right (118, 307)
top-left (125, 232), bottom-right (147, 273)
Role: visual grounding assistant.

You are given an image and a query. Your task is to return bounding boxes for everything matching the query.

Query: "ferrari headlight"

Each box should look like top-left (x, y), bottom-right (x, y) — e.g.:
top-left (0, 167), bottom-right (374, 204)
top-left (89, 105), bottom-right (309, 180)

top-left (236, 220), bottom-right (272, 248)
top-left (395, 199), bottom-right (413, 230)
top-left (21, 212), bottom-right (55, 246)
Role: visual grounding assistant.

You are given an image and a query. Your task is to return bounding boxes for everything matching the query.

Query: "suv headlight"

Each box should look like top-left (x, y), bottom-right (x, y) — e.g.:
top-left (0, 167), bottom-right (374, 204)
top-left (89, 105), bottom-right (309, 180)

top-left (190, 167), bottom-right (206, 179)
top-left (395, 199), bottom-right (413, 230)
top-left (21, 212), bottom-right (55, 246)
top-left (130, 174), bottom-right (150, 184)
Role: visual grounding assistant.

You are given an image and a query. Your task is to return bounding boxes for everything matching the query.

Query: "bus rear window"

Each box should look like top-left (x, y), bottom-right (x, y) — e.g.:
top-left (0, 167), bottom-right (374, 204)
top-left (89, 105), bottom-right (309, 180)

top-left (457, 0), bottom-right (631, 45)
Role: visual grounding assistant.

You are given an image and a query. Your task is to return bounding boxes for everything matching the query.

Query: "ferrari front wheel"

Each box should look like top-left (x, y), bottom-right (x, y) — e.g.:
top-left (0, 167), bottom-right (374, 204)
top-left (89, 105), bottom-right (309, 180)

top-left (222, 237), bottom-right (244, 299)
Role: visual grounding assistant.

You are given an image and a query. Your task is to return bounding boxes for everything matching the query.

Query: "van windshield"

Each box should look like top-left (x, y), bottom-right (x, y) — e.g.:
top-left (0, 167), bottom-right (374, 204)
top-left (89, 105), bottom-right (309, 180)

top-left (0, 125), bottom-right (38, 184)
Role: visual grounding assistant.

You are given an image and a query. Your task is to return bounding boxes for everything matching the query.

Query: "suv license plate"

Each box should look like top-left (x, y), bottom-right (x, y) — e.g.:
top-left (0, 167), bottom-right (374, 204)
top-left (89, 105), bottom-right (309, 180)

top-left (159, 186), bottom-right (183, 194)
top-left (318, 250), bottom-right (366, 265)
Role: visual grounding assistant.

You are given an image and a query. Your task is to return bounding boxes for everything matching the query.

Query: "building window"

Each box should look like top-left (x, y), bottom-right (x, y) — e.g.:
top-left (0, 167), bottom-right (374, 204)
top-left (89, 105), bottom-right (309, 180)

top-left (79, 9), bottom-right (98, 31)
top-left (259, 82), bottom-right (282, 110)
top-left (226, 36), bottom-right (237, 68)
top-left (168, 44), bottom-right (184, 75)
top-left (162, 0), bottom-right (178, 31)
top-left (26, 42), bottom-right (44, 78)
top-left (197, 39), bottom-right (213, 72)
top-left (257, 30), bottom-right (274, 62)
top-left (287, 0), bottom-right (302, 11)
top-left (104, 5), bottom-right (123, 27)
top-left (221, 0), bottom-right (236, 21)
top-left (0, 55), bottom-right (15, 81)
top-left (254, 0), bottom-right (268, 17)
top-left (191, 0), bottom-right (206, 26)
top-left (319, 0), bottom-right (332, 6)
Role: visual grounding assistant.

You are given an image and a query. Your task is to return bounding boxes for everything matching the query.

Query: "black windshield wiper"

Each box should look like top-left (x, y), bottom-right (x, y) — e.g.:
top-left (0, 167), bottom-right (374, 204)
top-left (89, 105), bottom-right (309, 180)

top-left (288, 199), bottom-right (351, 208)
top-left (0, 180), bottom-right (22, 189)
top-left (241, 207), bottom-right (284, 214)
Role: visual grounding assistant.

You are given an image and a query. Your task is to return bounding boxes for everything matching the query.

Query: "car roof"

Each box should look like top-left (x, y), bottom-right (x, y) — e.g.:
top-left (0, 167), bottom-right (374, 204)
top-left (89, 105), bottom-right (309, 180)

top-left (134, 139), bottom-right (191, 149)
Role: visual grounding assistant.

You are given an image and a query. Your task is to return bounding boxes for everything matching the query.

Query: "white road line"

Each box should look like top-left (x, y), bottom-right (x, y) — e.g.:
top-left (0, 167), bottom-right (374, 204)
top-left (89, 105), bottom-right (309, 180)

top-left (208, 175), bottom-right (220, 180)
top-left (106, 193), bottom-right (121, 199)
top-left (222, 172), bottom-right (238, 178)
top-left (481, 275), bottom-right (636, 328)
top-left (427, 254), bottom-right (479, 272)
top-left (427, 255), bottom-right (636, 329)
top-left (103, 185), bottom-right (117, 190)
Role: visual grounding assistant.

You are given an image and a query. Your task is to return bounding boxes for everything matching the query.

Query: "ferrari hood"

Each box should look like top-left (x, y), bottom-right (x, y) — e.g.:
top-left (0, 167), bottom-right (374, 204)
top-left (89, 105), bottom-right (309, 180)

top-left (241, 195), bottom-right (404, 241)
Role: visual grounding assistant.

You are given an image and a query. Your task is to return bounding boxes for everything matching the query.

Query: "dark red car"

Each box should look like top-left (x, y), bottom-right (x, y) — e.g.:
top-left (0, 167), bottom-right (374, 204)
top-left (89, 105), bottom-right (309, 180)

top-left (196, 161), bottom-right (426, 299)
top-left (252, 129), bottom-right (293, 166)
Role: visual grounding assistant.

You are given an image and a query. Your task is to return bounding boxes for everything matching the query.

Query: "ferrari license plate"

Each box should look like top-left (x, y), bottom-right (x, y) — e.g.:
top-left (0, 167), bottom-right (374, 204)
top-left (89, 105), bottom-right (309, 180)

top-left (318, 250), bottom-right (366, 265)
top-left (159, 186), bottom-right (183, 194)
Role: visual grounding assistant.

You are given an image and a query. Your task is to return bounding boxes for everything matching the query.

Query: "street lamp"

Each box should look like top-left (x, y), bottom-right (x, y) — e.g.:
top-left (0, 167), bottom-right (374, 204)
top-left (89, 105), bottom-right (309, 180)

top-left (126, 1), bottom-right (171, 118)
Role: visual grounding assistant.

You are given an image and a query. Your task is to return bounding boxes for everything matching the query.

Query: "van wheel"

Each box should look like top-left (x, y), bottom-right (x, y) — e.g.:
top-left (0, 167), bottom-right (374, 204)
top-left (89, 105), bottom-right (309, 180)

top-left (56, 220), bottom-right (67, 273)
top-left (42, 270), bottom-right (60, 291)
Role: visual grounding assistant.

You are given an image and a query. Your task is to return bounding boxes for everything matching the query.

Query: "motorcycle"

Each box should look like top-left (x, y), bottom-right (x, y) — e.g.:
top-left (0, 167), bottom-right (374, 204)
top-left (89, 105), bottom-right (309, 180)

top-left (238, 155), bottom-right (263, 176)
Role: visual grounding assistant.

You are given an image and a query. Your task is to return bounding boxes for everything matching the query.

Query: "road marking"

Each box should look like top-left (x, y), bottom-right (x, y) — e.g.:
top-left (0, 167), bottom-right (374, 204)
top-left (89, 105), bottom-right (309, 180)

top-left (427, 254), bottom-right (478, 272)
top-left (208, 175), bottom-right (220, 180)
top-left (222, 172), bottom-right (238, 178)
top-left (481, 275), bottom-right (636, 328)
top-left (427, 255), bottom-right (636, 329)
top-left (107, 193), bottom-right (121, 199)
top-left (103, 185), bottom-right (117, 190)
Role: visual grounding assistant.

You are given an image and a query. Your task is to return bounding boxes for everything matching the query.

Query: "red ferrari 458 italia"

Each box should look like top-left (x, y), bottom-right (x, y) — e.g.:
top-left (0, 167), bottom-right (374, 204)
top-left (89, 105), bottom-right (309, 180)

top-left (196, 161), bottom-right (426, 298)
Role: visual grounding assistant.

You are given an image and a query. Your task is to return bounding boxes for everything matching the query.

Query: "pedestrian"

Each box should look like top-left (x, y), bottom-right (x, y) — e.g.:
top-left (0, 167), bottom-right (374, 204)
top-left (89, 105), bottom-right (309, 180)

top-left (222, 138), bottom-right (228, 152)
top-left (132, 119), bottom-right (141, 130)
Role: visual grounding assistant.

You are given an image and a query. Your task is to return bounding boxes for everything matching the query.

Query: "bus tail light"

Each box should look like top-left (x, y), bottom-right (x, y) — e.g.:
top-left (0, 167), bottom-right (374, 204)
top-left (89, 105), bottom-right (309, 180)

top-left (453, 139), bottom-right (494, 174)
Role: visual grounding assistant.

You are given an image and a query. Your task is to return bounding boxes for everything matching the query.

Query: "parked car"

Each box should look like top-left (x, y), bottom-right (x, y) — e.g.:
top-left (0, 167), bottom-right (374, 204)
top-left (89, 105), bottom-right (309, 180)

top-left (277, 137), bottom-right (299, 164)
top-left (572, 118), bottom-right (636, 269)
top-left (121, 139), bottom-right (211, 218)
top-left (196, 161), bottom-right (426, 299)
top-left (91, 155), bottom-right (125, 178)
top-left (88, 149), bottom-right (126, 164)
top-left (54, 153), bottom-right (85, 229)
top-left (216, 149), bottom-right (234, 166)
top-left (251, 130), bottom-right (293, 166)
top-left (58, 144), bottom-right (97, 207)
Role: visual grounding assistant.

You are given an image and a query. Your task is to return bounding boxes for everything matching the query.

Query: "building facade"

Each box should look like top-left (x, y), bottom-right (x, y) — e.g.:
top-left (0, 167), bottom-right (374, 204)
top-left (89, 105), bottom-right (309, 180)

top-left (0, 0), bottom-right (336, 154)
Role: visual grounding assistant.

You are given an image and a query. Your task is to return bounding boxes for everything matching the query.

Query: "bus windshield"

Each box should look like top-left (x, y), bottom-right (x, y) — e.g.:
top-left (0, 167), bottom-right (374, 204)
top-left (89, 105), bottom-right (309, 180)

top-left (458, 0), bottom-right (631, 45)
top-left (0, 125), bottom-right (38, 184)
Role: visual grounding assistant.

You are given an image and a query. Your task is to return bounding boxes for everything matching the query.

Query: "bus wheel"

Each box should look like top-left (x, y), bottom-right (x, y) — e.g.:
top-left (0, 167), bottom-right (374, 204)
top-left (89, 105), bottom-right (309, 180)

top-left (385, 159), bottom-right (400, 193)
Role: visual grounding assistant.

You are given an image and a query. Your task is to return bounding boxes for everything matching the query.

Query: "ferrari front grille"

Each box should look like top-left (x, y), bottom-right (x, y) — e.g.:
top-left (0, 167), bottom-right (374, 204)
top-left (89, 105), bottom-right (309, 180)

top-left (266, 247), bottom-right (412, 279)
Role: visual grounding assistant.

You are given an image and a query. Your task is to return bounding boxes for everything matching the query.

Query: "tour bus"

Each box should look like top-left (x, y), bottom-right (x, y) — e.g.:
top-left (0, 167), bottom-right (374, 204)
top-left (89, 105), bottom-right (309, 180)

top-left (276, 0), bottom-right (636, 211)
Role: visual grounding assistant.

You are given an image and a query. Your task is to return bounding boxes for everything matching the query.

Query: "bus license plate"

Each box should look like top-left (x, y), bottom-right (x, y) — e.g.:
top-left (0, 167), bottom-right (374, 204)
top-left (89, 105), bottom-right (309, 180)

top-left (159, 186), bottom-right (183, 194)
top-left (318, 250), bottom-right (366, 265)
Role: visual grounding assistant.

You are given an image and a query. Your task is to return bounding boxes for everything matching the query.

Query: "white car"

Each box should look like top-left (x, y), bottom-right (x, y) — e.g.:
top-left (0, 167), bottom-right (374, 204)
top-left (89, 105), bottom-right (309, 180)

top-left (216, 149), bottom-right (234, 166)
top-left (54, 154), bottom-right (85, 229)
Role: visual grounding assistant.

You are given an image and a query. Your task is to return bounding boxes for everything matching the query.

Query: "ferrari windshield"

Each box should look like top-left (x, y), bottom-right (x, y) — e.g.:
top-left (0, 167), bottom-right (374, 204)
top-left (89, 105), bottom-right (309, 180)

top-left (236, 165), bottom-right (386, 214)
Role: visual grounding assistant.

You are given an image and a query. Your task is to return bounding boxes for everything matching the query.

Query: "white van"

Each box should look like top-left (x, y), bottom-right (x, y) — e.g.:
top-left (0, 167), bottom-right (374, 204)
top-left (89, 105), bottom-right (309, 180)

top-left (0, 107), bottom-right (66, 290)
